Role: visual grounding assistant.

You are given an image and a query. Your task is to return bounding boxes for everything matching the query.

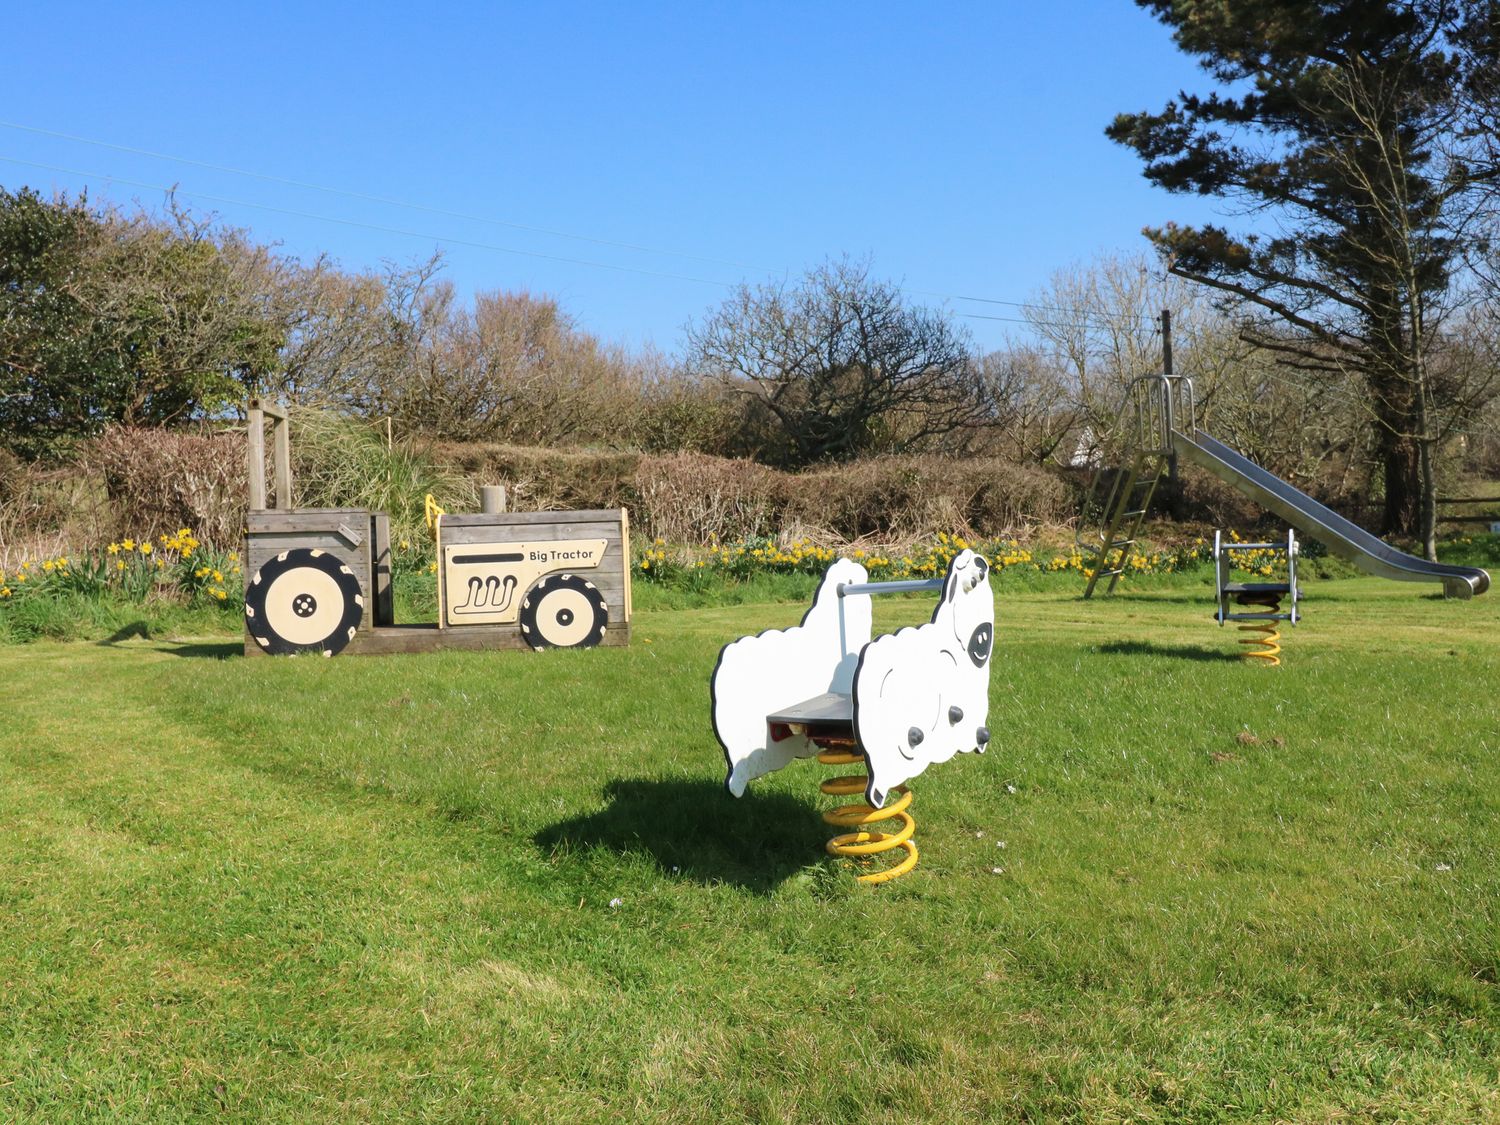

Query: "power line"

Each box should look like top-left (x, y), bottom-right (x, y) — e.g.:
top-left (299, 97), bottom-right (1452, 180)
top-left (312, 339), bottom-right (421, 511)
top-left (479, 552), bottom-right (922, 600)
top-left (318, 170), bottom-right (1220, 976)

top-left (960, 310), bottom-right (1165, 334)
top-left (0, 155), bottom-right (739, 289)
top-left (0, 119), bottom-right (776, 274)
top-left (0, 118), bottom-right (1159, 326)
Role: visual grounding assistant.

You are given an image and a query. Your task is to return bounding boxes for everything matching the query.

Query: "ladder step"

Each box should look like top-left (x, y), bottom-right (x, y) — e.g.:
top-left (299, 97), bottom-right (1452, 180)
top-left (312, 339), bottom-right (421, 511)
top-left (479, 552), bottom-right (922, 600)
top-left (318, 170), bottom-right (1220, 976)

top-left (1097, 568), bottom-right (1125, 577)
top-left (1120, 510), bottom-right (1146, 519)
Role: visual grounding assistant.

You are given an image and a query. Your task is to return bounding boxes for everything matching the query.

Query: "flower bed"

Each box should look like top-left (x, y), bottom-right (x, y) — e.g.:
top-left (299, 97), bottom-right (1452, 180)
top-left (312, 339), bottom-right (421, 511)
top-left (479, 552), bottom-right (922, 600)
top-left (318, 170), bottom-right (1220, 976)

top-left (0, 529), bottom-right (242, 607)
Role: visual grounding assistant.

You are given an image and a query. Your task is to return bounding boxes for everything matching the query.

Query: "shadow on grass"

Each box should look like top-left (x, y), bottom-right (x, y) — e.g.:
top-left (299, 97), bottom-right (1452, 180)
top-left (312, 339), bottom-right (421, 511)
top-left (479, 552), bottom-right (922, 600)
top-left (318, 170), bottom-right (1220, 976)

top-left (95, 626), bottom-right (241, 660)
top-left (1073, 591), bottom-right (1211, 605)
top-left (535, 778), bottom-right (825, 893)
top-left (1098, 639), bottom-right (1242, 662)
top-left (158, 640), bottom-right (242, 660)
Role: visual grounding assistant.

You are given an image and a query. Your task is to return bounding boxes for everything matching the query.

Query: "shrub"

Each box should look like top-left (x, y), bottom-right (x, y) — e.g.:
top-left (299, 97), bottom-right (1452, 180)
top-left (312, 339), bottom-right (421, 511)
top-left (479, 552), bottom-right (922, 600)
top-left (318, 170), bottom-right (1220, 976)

top-left (433, 442), bottom-right (640, 512)
top-left (784, 456), bottom-right (1070, 541)
top-left (630, 453), bottom-right (787, 544)
top-left (87, 426), bottom-right (243, 545)
top-left (429, 444), bottom-right (1074, 546)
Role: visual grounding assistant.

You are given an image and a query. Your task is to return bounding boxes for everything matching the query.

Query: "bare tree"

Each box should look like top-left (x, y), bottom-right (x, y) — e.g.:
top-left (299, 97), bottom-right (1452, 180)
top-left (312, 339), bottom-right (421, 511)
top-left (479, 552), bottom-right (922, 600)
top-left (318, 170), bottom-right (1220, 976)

top-left (968, 346), bottom-right (1081, 465)
top-left (687, 258), bottom-right (980, 467)
top-left (1020, 254), bottom-right (1247, 463)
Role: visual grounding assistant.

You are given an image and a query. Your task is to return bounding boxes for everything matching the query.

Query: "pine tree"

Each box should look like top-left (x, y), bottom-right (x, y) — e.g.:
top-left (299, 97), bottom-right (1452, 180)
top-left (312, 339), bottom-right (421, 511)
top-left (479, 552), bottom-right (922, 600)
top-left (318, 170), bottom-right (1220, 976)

top-left (1109, 0), bottom-right (1499, 545)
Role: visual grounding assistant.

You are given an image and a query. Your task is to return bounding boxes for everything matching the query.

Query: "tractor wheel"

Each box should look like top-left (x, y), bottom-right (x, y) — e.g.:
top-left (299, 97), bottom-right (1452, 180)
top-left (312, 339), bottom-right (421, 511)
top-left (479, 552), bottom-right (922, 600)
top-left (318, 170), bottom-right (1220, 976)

top-left (517, 573), bottom-right (608, 650)
top-left (245, 548), bottom-right (364, 656)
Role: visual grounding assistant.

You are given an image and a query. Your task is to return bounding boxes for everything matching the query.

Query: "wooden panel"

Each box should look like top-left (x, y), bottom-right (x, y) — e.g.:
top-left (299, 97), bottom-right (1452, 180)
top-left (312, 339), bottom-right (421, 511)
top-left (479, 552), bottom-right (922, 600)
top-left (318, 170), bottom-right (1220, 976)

top-left (437, 509), bottom-right (631, 624)
top-left (245, 513), bottom-right (374, 631)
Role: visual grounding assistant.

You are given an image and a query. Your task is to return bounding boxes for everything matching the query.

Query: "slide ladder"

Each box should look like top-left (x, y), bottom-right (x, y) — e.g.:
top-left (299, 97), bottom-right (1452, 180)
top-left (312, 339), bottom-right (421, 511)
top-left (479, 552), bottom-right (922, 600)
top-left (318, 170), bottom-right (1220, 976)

top-left (1077, 375), bottom-right (1190, 598)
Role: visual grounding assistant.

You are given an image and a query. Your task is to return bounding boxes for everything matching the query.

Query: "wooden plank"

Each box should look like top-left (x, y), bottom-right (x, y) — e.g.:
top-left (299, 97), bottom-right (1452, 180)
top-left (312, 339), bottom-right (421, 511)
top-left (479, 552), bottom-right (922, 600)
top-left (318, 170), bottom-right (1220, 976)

top-left (247, 406), bottom-right (265, 511)
top-left (621, 507), bottom-right (633, 622)
top-left (272, 412), bottom-right (293, 507)
top-left (439, 519), bottom-right (626, 545)
top-left (371, 513), bottom-right (394, 627)
top-left (438, 509), bottom-right (626, 529)
top-left (243, 619), bottom-right (630, 657)
top-left (249, 397), bottom-right (287, 421)
top-left (248, 509), bottom-right (372, 534)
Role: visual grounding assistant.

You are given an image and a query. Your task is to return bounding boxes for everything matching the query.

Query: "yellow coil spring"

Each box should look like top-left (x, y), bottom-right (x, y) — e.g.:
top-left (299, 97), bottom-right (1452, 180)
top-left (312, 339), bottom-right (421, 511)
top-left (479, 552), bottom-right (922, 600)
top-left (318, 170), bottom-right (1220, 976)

top-left (816, 744), bottom-right (918, 884)
top-left (1235, 591), bottom-right (1282, 666)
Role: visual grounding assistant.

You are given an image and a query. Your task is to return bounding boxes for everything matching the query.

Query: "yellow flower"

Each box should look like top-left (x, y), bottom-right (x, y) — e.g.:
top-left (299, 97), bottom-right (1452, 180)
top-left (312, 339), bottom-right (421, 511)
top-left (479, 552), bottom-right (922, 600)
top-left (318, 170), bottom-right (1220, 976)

top-left (107, 543), bottom-right (120, 555)
top-left (121, 539), bottom-right (135, 551)
top-left (139, 542), bottom-right (152, 554)
top-left (42, 560), bottom-right (55, 572)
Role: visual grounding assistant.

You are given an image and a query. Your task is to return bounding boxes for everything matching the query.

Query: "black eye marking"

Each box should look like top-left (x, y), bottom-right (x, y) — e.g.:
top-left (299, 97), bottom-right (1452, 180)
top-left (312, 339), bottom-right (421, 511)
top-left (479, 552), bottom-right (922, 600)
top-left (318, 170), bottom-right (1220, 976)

top-left (967, 623), bottom-right (993, 667)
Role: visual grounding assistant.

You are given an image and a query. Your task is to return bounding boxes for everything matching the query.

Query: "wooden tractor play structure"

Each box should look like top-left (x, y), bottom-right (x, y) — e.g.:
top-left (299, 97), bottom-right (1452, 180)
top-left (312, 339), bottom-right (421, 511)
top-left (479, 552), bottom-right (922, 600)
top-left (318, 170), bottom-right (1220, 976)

top-left (242, 400), bottom-right (631, 657)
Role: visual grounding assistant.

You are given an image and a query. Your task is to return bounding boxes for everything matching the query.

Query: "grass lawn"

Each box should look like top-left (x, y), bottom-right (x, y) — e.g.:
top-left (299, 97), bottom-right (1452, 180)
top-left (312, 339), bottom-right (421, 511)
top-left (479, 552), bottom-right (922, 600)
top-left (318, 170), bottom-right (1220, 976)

top-left (1, 576), bottom-right (1497, 1121)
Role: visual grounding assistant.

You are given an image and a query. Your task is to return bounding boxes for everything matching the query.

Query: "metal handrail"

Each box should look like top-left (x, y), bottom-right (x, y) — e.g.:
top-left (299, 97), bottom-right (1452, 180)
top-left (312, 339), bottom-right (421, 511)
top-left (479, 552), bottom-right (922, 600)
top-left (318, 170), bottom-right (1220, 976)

top-left (1122, 372), bottom-right (1196, 455)
top-left (838, 579), bottom-right (945, 598)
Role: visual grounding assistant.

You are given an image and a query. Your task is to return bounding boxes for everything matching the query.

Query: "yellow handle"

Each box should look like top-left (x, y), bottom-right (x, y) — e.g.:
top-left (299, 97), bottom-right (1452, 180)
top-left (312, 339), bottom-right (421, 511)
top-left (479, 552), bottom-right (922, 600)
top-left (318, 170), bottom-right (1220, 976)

top-left (424, 494), bottom-right (446, 539)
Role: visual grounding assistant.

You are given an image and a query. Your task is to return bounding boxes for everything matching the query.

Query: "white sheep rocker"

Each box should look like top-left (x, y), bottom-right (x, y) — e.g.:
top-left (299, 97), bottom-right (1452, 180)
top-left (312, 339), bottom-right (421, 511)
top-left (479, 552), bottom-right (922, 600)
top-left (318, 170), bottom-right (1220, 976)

top-left (711, 550), bottom-right (994, 881)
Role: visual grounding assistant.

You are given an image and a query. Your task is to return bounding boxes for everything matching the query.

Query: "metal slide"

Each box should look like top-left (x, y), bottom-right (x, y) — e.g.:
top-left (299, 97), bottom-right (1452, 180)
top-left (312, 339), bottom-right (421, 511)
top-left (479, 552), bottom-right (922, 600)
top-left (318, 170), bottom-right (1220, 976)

top-left (1172, 428), bottom-right (1490, 600)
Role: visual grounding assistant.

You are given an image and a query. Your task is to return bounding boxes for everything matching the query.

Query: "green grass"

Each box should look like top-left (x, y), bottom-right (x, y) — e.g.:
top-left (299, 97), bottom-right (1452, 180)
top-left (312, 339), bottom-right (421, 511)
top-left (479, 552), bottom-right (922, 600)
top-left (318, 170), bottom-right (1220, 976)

top-left (1, 578), bottom-right (1497, 1121)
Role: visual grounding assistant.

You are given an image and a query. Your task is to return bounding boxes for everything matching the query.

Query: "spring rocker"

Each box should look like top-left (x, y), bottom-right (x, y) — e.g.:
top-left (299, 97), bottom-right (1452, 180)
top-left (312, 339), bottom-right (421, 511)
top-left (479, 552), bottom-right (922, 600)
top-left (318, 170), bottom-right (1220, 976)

top-left (711, 550), bottom-right (994, 884)
top-left (1213, 529), bottom-right (1300, 666)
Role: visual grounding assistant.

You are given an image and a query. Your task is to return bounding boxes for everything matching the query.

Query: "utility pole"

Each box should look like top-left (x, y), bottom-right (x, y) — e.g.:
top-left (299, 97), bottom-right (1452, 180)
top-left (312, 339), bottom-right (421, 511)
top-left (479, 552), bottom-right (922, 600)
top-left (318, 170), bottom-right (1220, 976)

top-left (1162, 309), bottom-right (1180, 517)
top-left (1161, 308), bottom-right (1173, 380)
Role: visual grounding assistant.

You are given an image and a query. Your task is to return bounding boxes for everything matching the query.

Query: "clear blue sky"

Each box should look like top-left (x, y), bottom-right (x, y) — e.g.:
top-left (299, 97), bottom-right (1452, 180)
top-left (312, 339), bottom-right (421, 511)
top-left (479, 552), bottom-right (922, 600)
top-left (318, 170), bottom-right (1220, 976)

top-left (2, 1), bottom-right (1227, 355)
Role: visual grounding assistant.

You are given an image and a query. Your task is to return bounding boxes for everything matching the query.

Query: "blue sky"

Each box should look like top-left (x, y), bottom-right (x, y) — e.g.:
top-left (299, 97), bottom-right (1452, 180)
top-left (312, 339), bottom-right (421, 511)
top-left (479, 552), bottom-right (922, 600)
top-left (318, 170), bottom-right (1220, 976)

top-left (2, 2), bottom-right (1227, 355)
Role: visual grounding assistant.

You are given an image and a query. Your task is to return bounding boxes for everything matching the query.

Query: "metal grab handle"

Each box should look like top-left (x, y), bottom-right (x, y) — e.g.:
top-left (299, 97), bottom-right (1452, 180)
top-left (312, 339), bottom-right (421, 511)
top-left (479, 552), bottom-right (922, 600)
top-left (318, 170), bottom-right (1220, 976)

top-left (837, 579), bottom-right (945, 598)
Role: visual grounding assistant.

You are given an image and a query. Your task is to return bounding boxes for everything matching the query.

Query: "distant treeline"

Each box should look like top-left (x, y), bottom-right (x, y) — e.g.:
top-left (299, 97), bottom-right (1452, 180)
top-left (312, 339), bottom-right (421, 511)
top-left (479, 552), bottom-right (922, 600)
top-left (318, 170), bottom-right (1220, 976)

top-left (2, 187), bottom-right (1499, 536)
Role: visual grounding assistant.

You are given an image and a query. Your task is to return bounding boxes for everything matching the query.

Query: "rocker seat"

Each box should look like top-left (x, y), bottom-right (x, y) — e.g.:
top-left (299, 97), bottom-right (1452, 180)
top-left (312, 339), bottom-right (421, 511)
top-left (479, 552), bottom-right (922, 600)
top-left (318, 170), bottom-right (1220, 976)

top-left (766, 691), bottom-right (855, 741)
